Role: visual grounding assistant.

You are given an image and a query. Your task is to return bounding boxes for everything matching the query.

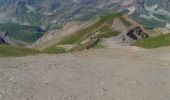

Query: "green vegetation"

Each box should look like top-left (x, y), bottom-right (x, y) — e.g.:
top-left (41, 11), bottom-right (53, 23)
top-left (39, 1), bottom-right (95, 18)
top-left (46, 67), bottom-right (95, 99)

top-left (0, 45), bottom-right (39, 57)
top-left (76, 12), bottom-right (97, 21)
top-left (133, 34), bottom-right (170, 48)
top-left (153, 13), bottom-right (169, 21)
top-left (141, 19), bottom-right (165, 29)
top-left (93, 40), bottom-right (105, 49)
top-left (98, 26), bottom-right (120, 38)
top-left (0, 44), bottom-right (66, 57)
top-left (57, 13), bottom-right (121, 45)
top-left (134, 17), bottom-right (165, 29)
top-left (0, 23), bottom-right (45, 43)
top-left (119, 16), bottom-right (132, 27)
top-left (0, 13), bottom-right (125, 57)
top-left (42, 47), bottom-right (66, 54)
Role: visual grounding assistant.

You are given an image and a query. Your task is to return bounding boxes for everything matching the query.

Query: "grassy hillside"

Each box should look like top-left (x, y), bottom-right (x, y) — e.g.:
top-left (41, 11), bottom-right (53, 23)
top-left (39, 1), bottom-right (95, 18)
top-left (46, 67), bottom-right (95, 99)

top-left (0, 44), bottom-right (67, 57)
top-left (40, 13), bottom-right (127, 52)
top-left (0, 13), bottom-right (131, 57)
top-left (57, 13), bottom-right (121, 45)
top-left (98, 26), bottom-right (120, 38)
top-left (119, 16), bottom-right (132, 27)
top-left (0, 45), bottom-right (39, 57)
top-left (133, 17), bottom-right (165, 29)
top-left (0, 23), bottom-right (46, 43)
top-left (133, 34), bottom-right (170, 48)
top-left (42, 47), bottom-right (66, 54)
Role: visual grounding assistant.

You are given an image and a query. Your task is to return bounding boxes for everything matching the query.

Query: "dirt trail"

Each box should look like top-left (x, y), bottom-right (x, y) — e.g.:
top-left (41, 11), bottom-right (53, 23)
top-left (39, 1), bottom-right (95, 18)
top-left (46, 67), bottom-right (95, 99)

top-left (1, 43), bottom-right (170, 100)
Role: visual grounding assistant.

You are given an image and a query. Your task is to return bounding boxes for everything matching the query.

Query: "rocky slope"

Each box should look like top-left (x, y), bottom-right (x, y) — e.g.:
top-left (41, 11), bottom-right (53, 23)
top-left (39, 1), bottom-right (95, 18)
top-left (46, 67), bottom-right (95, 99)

top-left (32, 13), bottom-right (149, 51)
top-left (0, 31), bottom-right (26, 46)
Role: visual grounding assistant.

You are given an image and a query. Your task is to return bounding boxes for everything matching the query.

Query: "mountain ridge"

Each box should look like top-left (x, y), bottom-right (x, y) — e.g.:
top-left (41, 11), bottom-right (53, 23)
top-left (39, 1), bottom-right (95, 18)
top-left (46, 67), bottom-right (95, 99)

top-left (1, 0), bottom-right (170, 29)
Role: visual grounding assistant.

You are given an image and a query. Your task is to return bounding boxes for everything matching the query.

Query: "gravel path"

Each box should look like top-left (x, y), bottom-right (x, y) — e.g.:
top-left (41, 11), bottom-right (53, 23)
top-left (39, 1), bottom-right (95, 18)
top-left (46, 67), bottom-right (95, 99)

top-left (1, 46), bottom-right (170, 100)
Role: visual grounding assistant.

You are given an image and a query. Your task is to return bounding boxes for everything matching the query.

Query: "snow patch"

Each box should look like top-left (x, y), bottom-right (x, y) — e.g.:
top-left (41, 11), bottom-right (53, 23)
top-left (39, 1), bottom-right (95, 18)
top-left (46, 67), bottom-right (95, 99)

top-left (139, 14), bottom-right (166, 22)
top-left (25, 5), bottom-right (35, 13)
top-left (145, 5), bottom-right (170, 16)
top-left (128, 6), bottom-right (136, 15)
top-left (166, 23), bottom-right (170, 29)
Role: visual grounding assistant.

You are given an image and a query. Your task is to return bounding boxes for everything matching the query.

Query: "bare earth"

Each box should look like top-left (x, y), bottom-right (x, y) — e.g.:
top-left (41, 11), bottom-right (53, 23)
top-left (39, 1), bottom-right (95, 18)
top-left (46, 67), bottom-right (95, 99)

top-left (1, 45), bottom-right (170, 100)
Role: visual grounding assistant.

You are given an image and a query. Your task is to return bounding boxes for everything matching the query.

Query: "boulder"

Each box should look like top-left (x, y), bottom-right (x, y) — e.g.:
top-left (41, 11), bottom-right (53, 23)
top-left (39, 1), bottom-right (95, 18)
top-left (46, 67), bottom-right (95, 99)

top-left (120, 25), bottom-right (149, 43)
top-left (72, 34), bottom-right (99, 51)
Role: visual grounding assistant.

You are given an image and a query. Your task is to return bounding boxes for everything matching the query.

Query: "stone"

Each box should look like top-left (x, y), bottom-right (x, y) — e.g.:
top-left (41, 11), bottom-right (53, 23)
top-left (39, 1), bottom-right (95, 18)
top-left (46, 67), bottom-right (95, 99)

top-left (120, 25), bottom-right (149, 43)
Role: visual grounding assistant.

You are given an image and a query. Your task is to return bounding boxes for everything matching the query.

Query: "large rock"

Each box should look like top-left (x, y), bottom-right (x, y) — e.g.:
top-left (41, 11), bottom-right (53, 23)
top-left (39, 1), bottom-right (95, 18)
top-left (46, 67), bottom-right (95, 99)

top-left (72, 33), bottom-right (99, 51)
top-left (120, 25), bottom-right (149, 43)
top-left (0, 31), bottom-right (26, 46)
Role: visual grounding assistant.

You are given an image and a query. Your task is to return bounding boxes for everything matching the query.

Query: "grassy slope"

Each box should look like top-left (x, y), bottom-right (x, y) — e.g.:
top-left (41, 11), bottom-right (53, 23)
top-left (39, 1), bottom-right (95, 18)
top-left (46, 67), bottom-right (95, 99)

top-left (42, 13), bottom-right (125, 53)
top-left (57, 13), bottom-right (121, 45)
top-left (43, 13), bottom-right (121, 52)
top-left (42, 47), bottom-right (66, 54)
top-left (0, 44), bottom-right (67, 57)
top-left (119, 16), bottom-right (132, 27)
top-left (98, 26), bottom-right (120, 38)
top-left (133, 18), bottom-right (165, 29)
top-left (0, 13), bottom-right (125, 57)
top-left (0, 45), bottom-right (39, 57)
top-left (133, 34), bottom-right (170, 48)
top-left (0, 23), bottom-right (45, 43)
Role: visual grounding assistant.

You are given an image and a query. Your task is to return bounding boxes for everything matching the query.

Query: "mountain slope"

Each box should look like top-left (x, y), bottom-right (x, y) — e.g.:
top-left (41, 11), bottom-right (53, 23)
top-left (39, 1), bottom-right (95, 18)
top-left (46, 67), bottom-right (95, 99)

top-left (121, 0), bottom-right (170, 29)
top-left (0, 0), bottom-right (120, 28)
top-left (32, 13), bottom-right (139, 51)
top-left (0, 31), bottom-right (26, 46)
top-left (1, 0), bottom-right (170, 29)
top-left (0, 23), bottom-right (45, 43)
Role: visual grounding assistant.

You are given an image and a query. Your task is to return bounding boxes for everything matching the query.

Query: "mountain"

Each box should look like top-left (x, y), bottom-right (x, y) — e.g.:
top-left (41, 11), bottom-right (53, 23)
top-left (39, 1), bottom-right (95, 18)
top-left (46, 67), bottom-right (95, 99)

top-left (121, 0), bottom-right (170, 29)
top-left (0, 0), bottom-right (170, 44)
top-left (32, 13), bottom-right (149, 51)
top-left (1, 0), bottom-right (170, 29)
top-left (0, 0), bottom-right (120, 29)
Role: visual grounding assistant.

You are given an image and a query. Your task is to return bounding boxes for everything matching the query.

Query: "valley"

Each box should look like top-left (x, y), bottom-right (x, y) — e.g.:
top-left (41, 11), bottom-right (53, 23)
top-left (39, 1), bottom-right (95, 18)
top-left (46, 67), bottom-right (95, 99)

top-left (0, 23), bottom-right (45, 43)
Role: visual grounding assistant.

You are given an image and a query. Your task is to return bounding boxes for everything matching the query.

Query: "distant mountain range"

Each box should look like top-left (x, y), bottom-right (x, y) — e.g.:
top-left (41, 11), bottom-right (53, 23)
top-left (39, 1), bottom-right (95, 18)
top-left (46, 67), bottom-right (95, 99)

top-left (0, 0), bottom-right (170, 29)
top-left (0, 0), bottom-right (170, 43)
top-left (0, 0), bottom-right (118, 29)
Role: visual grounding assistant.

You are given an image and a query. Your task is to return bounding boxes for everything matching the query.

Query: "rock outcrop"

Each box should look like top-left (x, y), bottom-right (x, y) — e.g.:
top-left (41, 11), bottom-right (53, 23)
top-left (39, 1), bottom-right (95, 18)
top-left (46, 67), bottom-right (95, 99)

top-left (0, 31), bottom-right (26, 46)
top-left (120, 25), bottom-right (149, 43)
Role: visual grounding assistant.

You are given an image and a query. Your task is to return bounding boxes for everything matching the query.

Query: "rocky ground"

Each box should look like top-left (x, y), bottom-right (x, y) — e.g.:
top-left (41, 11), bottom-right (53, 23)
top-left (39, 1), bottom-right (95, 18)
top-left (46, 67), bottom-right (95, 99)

top-left (1, 41), bottom-right (170, 100)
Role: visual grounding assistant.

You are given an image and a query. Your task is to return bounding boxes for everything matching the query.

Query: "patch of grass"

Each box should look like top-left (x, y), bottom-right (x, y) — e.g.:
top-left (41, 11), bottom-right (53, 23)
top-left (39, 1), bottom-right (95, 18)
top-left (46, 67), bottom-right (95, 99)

top-left (100, 13), bottom-right (121, 22)
top-left (42, 47), bottom-right (66, 54)
top-left (153, 13), bottom-right (169, 21)
top-left (119, 16), bottom-right (132, 27)
top-left (133, 34), bottom-right (170, 48)
top-left (93, 40), bottom-right (105, 49)
top-left (0, 23), bottom-right (46, 43)
top-left (133, 18), bottom-right (165, 29)
top-left (0, 45), bottom-right (39, 57)
top-left (0, 45), bottom-right (67, 57)
top-left (98, 26), bottom-right (120, 38)
top-left (57, 13), bottom-right (121, 45)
